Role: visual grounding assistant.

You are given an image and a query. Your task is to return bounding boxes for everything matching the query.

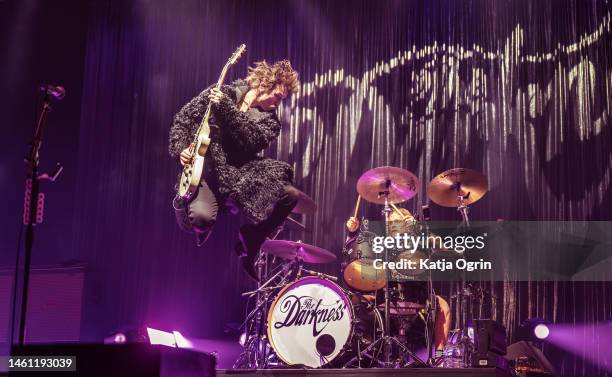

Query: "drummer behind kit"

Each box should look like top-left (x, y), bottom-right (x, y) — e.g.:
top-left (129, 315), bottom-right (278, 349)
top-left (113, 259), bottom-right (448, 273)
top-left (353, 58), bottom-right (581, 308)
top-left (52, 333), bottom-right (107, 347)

top-left (235, 166), bottom-right (504, 370)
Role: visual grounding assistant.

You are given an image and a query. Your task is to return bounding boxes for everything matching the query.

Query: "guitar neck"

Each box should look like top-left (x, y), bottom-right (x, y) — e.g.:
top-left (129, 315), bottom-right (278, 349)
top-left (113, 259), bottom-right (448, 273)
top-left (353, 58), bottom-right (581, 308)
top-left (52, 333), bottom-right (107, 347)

top-left (198, 64), bottom-right (232, 132)
top-left (193, 44), bottom-right (245, 141)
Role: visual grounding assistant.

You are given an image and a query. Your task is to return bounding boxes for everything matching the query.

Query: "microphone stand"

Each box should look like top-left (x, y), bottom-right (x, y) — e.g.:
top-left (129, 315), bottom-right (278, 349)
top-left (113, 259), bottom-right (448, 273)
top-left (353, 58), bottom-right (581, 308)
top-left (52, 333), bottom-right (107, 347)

top-left (12, 90), bottom-right (63, 346)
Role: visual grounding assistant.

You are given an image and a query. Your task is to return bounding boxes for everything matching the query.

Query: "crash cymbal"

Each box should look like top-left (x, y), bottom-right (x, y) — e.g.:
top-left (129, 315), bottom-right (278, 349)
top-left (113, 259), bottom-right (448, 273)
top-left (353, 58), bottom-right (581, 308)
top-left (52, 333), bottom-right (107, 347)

top-left (291, 189), bottom-right (317, 214)
top-left (262, 240), bottom-right (336, 264)
top-left (427, 168), bottom-right (488, 207)
top-left (356, 166), bottom-right (419, 205)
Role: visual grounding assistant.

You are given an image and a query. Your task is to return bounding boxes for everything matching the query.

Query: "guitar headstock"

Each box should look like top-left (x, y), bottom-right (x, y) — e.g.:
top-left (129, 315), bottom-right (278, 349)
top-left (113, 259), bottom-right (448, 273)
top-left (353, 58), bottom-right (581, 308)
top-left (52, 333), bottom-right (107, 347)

top-left (214, 44), bottom-right (247, 88)
top-left (228, 44), bottom-right (246, 65)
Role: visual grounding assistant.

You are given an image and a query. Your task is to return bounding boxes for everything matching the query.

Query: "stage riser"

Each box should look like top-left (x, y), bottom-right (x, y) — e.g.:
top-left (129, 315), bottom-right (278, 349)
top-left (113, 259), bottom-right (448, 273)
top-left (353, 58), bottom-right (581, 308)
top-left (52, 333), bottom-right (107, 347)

top-left (220, 368), bottom-right (509, 377)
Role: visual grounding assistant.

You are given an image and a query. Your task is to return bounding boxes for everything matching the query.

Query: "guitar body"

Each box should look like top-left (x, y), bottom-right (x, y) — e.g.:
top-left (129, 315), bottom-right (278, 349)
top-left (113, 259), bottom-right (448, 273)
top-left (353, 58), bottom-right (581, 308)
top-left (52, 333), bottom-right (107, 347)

top-left (175, 44), bottom-right (245, 201)
top-left (177, 132), bottom-right (210, 199)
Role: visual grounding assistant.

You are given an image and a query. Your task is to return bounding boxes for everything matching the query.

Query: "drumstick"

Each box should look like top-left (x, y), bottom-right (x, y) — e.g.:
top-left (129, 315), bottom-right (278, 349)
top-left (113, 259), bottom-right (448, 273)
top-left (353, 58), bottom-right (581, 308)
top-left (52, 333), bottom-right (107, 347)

top-left (353, 195), bottom-right (361, 218)
top-left (390, 203), bottom-right (407, 220)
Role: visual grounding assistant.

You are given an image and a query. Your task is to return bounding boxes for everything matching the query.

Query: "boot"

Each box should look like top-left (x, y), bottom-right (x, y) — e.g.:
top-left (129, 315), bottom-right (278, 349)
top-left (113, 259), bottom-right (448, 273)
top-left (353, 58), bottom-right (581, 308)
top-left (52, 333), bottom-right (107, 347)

top-left (238, 224), bottom-right (265, 281)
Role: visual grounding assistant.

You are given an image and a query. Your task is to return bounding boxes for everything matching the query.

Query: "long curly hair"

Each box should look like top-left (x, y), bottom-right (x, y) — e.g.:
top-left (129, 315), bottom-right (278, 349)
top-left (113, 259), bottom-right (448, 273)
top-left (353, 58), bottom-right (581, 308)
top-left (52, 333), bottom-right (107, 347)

top-left (246, 60), bottom-right (300, 94)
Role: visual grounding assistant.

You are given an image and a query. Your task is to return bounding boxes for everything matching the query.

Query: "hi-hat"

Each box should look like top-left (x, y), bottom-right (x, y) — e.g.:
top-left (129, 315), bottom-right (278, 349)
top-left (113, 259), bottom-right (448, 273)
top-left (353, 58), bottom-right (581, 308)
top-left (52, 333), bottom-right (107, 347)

top-left (427, 168), bottom-right (488, 207)
top-left (356, 166), bottom-right (419, 204)
top-left (291, 189), bottom-right (317, 214)
top-left (261, 240), bottom-right (336, 264)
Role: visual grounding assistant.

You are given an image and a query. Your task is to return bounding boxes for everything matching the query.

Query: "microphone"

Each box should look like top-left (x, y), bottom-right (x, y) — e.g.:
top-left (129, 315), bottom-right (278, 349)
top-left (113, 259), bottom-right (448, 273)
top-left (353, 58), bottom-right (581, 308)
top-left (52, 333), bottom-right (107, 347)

top-left (40, 85), bottom-right (66, 100)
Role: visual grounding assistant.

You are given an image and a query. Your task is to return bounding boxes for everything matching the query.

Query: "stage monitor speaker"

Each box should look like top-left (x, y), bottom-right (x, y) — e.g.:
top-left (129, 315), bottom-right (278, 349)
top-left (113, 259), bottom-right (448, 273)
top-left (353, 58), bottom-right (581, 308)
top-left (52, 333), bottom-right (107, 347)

top-left (505, 340), bottom-right (556, 376)
top-left (472, 319), bottom-right (508, 369)
top-left (11, 343), bottom-right (216, 377)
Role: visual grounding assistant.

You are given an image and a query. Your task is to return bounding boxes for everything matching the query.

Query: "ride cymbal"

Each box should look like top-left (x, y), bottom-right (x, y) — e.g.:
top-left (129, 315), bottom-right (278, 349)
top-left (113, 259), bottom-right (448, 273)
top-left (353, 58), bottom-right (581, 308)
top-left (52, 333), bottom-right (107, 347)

top-left (427, 168), bottom-right (488, 207)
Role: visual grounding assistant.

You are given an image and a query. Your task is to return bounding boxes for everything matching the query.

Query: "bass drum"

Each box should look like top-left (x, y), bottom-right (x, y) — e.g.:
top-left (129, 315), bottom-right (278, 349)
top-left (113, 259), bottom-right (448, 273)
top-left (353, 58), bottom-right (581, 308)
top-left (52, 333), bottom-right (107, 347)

top-left (342, 234), bottom-right (386, 292)
top-left (267, 277), bottom-right (383, 368)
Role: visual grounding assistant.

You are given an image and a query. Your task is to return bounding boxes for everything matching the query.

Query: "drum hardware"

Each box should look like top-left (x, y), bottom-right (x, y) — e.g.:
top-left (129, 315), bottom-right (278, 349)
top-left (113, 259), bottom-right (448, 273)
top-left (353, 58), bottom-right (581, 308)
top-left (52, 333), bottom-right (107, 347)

top-left (356, 166), bottom-right (420, 205)
top-left (342, 231), bottom-right (386, 292)
top-left (426, 168), bottom-right (488, 228)
top-left (387, 207), bottom-right (438, 365)
top-left (235, 255), bottom-right (292, 369)
top-left (266, 275), bottom-right (384, 368)
top-left (236, 238), bottom-right (340, 369)
top-left (346, 170), bottom-right (428, 368)
top-left (234, 227), bottom-right (302, 368)
top-left (241, 258), bottom-right (302, 307)
top-left (261, 240), bottom-right (337, 264)
top-left (241, 261), bottom-right (297, 298)
top-left (426, 168), bottom-right (491, 365)
top-left (444, 277), bottom-right (477, 364)
top-left (299, 268), bottom-right (339, 282)
top-left (418, 207), bottom-right (439, 365)
top-left (446, 282), bottom-right (497, 367)
top-left (457, 195), bottom-right (471, 228)
top-left (235, 166), bottom-right (495, 370)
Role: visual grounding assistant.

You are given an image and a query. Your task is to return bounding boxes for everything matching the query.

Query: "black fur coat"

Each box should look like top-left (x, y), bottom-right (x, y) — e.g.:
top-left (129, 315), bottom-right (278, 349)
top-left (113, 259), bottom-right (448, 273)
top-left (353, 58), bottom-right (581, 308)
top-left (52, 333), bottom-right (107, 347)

top-left (169, 80), bottom-right (294, 222)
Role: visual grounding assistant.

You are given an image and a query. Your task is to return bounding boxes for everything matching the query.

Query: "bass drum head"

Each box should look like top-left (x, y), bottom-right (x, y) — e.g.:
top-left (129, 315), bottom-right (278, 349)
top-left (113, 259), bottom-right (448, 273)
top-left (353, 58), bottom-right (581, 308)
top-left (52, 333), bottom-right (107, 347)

top-left (267, 277), bottom-right (354, 368)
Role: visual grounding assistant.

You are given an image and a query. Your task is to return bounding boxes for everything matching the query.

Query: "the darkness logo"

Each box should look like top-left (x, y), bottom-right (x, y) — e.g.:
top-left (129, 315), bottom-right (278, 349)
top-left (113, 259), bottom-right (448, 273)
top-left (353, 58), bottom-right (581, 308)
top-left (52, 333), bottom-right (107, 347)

top-left (273, 295), bottom-right (346, 336)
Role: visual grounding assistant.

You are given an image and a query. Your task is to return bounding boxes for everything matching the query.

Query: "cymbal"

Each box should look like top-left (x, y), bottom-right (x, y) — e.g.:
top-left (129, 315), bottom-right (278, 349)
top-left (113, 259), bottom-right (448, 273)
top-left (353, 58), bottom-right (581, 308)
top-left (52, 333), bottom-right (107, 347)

top-left (291, 189), bottom-right (317, 214)
top-left (262, 240), bottom-right (336, 264)
top-left (356, 166), bottom-right (419, 204)
top-left (427, 168), bottom-right (488, 207)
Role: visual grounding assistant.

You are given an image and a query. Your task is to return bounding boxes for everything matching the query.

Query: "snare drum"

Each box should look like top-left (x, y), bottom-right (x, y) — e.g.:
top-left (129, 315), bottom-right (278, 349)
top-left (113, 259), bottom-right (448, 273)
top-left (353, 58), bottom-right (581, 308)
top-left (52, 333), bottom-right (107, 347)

top-left (267, 276), bottom-right (382, 368)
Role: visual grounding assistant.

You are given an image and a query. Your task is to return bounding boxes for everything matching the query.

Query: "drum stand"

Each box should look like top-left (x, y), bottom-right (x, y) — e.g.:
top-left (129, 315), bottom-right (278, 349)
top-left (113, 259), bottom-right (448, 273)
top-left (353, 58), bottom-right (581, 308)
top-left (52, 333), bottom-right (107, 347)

top-left (345, 185), bottom-right (427, 368)
top-left (457, 195), bottom-right (470, 229)
top-left (451, 193), bottom-right (475, 367)
top-left (420, 216), bottom-right (438, 366)
top-left (235, 255), bottom-right (297, 369)
top-left (234, 227), bottom-right (294, 369)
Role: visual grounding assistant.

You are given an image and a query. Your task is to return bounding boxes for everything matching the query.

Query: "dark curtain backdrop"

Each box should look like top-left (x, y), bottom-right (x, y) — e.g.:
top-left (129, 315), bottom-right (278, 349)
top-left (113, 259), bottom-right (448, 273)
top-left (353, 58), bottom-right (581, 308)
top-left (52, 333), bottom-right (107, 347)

top-left (0, 0), bottom-right (89, 359)
top-left (63, 0), bottom-right (612, 375)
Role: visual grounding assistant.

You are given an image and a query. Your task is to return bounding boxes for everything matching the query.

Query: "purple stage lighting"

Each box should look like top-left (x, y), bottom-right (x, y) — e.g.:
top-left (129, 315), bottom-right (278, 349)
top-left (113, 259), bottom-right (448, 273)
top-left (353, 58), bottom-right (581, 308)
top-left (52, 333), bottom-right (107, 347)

top-left (534, 324), bottom-right (550, 339)
top-left (113, 333), bottom-right (127, 344)
top-left (238, 332), bottom-right (247, 346)
top-left (173, 330), bottom-right (193, 349)
top-left (145, 327), bottom-right (194, 349)
top-left (146, 327), bottom-right (177, 347)
top-left (518, 318), bottom-right (552, 343)
top-left (546, 321), bottom-right (612, 372)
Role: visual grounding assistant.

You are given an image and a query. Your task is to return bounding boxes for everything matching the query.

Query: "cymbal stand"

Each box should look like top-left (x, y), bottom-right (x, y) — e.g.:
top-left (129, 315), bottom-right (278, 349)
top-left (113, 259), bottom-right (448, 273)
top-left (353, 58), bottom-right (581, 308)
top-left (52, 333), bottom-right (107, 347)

top-left (235, 235), bottom-right (296, 369)
top-left (345, 184), bottom-right (426, 368)
top-left (419, 210), bottom-right (437, 365)
top-left (449, 284), bottom-right (476, 367)
top-left (456, 195), bottom-right (470, 229)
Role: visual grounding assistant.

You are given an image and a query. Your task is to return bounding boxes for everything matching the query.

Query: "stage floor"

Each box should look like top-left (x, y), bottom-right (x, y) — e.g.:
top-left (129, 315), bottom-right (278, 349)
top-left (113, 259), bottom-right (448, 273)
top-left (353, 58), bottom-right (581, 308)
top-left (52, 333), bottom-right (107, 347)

top-left (220, 368), bottom-right (509, 377)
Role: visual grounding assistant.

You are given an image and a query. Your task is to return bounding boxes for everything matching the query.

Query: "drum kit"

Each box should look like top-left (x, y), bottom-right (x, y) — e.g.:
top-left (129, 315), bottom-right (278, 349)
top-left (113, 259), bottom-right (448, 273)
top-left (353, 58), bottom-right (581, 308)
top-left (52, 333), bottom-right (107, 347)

top-left (234, 166), bottom-right (489, 370)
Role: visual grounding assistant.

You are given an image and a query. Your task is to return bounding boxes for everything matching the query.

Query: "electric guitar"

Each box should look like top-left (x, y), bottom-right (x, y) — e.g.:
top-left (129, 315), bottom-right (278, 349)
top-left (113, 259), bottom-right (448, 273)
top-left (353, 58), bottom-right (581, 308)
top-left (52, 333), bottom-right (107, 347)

top-left (176, 44), bottom-right (246, 200)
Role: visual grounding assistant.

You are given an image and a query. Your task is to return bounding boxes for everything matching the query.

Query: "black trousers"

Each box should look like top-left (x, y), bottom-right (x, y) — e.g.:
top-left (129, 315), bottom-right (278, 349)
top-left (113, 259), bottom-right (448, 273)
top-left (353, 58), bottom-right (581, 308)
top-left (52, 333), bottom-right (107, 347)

top-left (174, 177), bottom-right (299, 246)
